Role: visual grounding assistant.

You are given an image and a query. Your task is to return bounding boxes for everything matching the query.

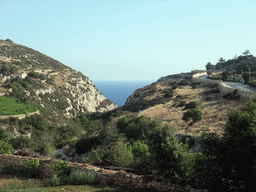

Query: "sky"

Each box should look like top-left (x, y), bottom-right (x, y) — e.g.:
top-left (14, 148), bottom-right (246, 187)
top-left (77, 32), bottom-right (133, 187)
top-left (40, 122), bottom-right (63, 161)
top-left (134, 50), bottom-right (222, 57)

top-left (0, 0), bottom-right (256, 81)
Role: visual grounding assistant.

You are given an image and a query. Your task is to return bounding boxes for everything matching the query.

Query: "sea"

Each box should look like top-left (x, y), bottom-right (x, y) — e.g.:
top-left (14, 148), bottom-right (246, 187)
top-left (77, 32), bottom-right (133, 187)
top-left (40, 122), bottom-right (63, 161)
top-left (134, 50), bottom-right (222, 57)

top-left (93, 81), bottom-right (154, 107)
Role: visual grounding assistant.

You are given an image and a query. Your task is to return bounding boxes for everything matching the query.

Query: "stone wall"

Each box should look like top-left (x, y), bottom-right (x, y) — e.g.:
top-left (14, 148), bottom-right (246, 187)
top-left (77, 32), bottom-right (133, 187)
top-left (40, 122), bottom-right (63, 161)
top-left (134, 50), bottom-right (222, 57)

top-left (0, 110), bottom-right (40, 120)
top-left (0, 154), bottom-right (208, 192)
top-left (192, 72), bottom-right (256, 99)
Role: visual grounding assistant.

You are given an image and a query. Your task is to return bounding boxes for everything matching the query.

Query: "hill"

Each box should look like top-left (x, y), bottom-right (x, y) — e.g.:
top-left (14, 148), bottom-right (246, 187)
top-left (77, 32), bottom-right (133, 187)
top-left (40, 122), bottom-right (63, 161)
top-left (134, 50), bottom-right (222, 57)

top-left (0, 39), bottom-right (118, 152)
top-left (0, 39), bottom-right (118, 120)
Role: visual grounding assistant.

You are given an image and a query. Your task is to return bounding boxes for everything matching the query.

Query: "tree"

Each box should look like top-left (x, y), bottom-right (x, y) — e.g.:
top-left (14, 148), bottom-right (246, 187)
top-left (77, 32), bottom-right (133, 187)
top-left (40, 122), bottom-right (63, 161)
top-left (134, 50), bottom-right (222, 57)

top-left (148, 125), bottom-right (180, 179)
top-left (205, 62), bottom-right (214, 70)
top-left (193, 100), bottom-right (256, 191)
top-left (243, 49), bottom-right (251, 56)
top-left (218, 57), bottom-right (225, 64)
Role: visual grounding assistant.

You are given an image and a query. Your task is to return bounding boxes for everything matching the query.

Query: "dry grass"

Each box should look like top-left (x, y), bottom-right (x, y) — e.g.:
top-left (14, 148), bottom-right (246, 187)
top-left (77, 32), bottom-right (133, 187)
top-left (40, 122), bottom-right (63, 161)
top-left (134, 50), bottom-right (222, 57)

top-left (139, 85), bottom-right (248, 136)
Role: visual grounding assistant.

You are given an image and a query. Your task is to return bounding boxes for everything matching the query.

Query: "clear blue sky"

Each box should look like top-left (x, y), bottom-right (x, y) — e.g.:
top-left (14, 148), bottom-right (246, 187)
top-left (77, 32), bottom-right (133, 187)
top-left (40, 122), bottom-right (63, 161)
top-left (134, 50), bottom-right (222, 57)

top-left (1, 0), bottom-right (255, 81)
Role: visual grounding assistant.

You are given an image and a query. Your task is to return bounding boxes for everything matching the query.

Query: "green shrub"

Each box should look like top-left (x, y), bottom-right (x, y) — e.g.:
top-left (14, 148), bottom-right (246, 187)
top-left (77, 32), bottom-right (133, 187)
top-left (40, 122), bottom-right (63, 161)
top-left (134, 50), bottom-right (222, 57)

top-left (184, 101), bottom-right (202, 110)
top-left (3, 159), bottom-right (41, 178)
top-left (182, 109), bottom-right (203, 124)
top-left (50, 159), bottom-right (71, 178)
top-left (85, 148), bottom-right (109, 165)
top-left (46, 78), bottom-right (54, 85)
top-left (38, 142), bottom-right (56, 157)
top-left (10, 136), bottom-right (31, 150)
top-left (0, 127), bottom-right (13, 154)
top-left (178, 79), bottom-right (188, 86)
top-left (131, 140), bottom-right (151, 166)
top-left (161, 88), bottom-right (173, 98)
top-left (108, 143), bottom-right (134, 167)
top-left (75, 136), bottom-right (102, 155)
top-left (0, 140), bottom-right (13, 154)
top-left (147, 125), bottom-right (181, 179)
top-left (116, 116), bottom-right (162, 141)
top-left (86, 140), bottom-right (135, 167)
top-left (22, 114), bottom-right (49, 131)
top-left (174, 100), bottom-right (187, 107)
top-left (0, 127), bottom-right (11, 142)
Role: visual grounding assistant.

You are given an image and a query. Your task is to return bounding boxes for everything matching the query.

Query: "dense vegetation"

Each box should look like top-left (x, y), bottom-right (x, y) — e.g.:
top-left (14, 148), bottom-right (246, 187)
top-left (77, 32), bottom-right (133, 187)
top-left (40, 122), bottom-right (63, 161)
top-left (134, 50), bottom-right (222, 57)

top-left (81, 99), bottom-right (256, 191)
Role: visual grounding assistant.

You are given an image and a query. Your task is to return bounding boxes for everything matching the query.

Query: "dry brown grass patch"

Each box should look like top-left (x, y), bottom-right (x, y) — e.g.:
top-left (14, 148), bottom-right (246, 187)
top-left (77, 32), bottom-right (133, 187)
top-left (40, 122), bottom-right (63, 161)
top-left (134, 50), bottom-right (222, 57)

top-left (139, 85), bottom-right (248, 136)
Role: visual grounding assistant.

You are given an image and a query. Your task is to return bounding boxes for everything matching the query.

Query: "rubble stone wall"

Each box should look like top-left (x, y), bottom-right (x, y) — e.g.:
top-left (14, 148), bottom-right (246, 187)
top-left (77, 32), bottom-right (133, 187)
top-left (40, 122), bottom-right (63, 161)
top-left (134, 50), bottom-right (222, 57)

top-left (0, 154), bottom-right (208, 192)
top-left (0, 110), bottom-right (40, 120)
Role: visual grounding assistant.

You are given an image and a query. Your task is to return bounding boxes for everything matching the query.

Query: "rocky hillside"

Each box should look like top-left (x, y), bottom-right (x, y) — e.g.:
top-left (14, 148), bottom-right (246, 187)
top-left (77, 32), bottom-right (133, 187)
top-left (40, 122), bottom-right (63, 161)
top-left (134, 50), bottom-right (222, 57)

top-left (122, 72), bottom-right (194, 112)
top-left (120, 73), bottom-right (247, 135)
top-left (0, 39), bottom-right (118, 120)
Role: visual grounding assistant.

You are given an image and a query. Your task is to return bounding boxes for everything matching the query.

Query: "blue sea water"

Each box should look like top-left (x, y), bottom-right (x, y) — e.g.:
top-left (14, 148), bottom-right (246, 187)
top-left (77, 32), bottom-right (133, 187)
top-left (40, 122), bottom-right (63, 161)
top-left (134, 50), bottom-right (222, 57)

top-left (94, 81), bottom-right (153, 107)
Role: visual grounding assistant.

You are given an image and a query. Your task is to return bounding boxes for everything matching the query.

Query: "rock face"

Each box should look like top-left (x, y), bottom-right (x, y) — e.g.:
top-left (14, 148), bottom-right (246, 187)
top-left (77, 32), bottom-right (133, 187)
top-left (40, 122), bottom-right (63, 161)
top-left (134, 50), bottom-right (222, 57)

top-left (0, 39), bottom-right (118, 118)
top-left (33, 69), bottom-right (118, 118)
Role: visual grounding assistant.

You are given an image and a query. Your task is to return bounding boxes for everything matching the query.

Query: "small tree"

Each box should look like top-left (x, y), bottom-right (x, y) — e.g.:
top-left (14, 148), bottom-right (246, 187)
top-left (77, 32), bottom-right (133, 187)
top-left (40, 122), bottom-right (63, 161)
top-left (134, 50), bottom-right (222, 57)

top-left (243, 49), bottom-right (251, 56)
top-left (205, 62), bottom-right (214, 70)
top-left (218, 57), bottom-right (225, 64)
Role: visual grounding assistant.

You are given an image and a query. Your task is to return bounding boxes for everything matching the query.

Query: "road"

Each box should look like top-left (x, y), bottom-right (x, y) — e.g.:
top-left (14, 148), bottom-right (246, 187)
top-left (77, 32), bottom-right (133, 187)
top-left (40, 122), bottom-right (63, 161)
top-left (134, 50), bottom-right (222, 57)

top-left (196, 74), bottom-right (256, 93)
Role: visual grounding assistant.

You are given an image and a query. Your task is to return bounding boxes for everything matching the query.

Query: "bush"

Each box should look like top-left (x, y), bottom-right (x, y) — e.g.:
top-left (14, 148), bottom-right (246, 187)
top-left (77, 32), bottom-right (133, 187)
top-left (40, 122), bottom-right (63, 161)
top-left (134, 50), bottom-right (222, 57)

top-left (46, 78), bottom-right (55, 85)
top-left (3, 159), bottom-right (41, 178)
top-left (10, 136), bottom-right (31, 150)
top-left (0, 140), bottom-right (13, 154)
top-left (116, 116), bottom-right (162, 141)
top-left (178, 79), bottom-right (188, 86)
top-left (182, 109), bottom-right (203, 124)
top-left (22, 114), bottom-right (49, 131)
top-left (38, 142), bottom-right (56, 157)
top-left (191, 81), bottom-right (201, 88)
top-left (50, 159), bottom-right (71, 178)
top-left (174, 100), bottom-right (187, 107)
top-left (85, 148), bottom-right (109, 165)
top-left (131, 140), bottom-right (151, 166)
top-left (147, 125), bottom-right (183, 179)
top-left (108, 143), bottom-right (134, 167)
top-left (75, 136), bottom-right (102, 155)
top-left (0, 127), bottom-right (13, 154)
top-left (0, 127), bottom-right (11, 142)
top-left (184, 101), bottom-right (202, 110)
top-left (86, 142), bottom-right (134, 167)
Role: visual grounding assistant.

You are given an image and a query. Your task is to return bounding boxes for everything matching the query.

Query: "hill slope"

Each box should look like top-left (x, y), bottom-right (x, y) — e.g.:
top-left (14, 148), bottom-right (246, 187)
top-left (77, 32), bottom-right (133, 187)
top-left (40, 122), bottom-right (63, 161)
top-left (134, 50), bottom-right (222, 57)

top-left (0, 39), bottom-right (118, 120)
